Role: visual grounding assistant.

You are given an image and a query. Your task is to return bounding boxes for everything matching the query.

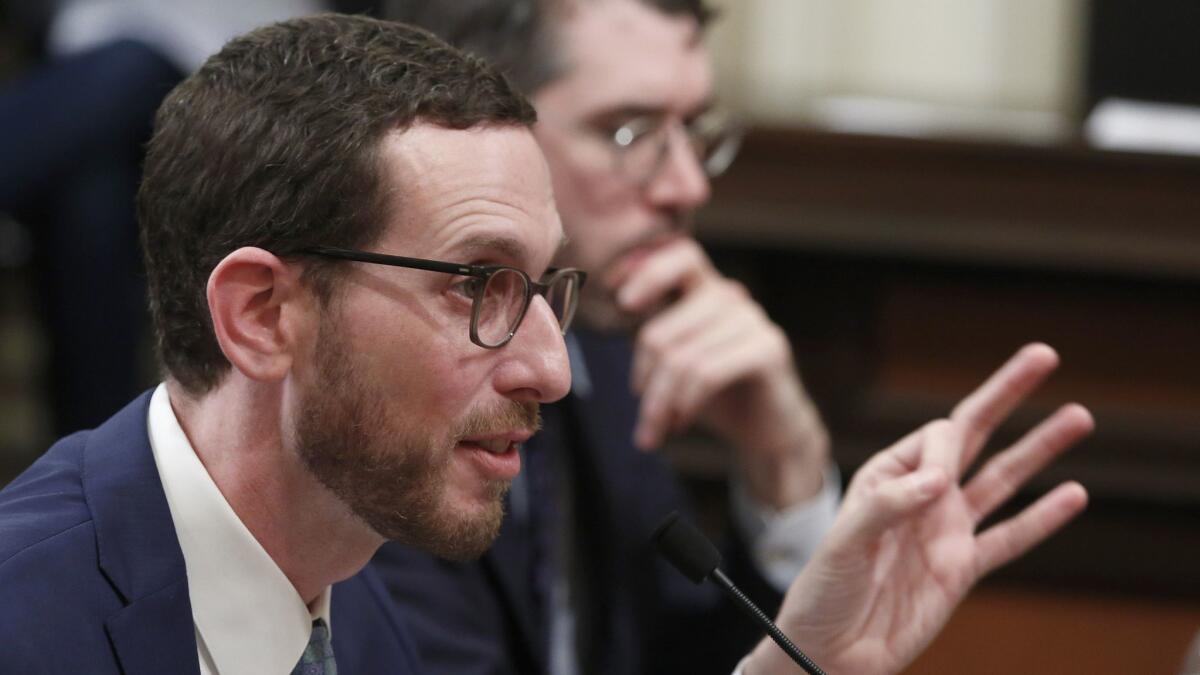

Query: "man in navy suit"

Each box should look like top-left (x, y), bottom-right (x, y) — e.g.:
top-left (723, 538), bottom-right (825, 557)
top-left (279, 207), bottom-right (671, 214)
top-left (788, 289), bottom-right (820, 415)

top-left (0, 14), bottom-right (579, 673)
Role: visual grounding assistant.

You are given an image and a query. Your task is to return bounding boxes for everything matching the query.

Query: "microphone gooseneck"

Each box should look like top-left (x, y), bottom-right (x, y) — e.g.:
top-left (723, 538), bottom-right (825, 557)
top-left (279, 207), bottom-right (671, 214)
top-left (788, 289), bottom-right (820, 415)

top-left (652, 511), bottom-right (826, 675)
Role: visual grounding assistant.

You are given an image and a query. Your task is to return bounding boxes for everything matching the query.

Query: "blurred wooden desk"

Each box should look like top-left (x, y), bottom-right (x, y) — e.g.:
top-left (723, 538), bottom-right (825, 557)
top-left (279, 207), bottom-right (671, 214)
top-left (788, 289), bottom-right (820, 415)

top-left (693, 127), bottom-right (1200, 598)
top-left (905, 587), bottom-right (1200, 675)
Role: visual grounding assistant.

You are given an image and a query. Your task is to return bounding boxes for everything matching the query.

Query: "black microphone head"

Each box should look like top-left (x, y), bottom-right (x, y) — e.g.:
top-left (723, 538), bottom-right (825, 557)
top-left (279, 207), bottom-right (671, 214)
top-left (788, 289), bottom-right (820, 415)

top-left (652, 511), bottom-right (722, 584)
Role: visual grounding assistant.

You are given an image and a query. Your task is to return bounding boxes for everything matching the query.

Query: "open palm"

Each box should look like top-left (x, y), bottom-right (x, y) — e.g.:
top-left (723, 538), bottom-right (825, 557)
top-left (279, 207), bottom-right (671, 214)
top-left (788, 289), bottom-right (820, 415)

top-left (747, 344), bottom-right (1092, 675)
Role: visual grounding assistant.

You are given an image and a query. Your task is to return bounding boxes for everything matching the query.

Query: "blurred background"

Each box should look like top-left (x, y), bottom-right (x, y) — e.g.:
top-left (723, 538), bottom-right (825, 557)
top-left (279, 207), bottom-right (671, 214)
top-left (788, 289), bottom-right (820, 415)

top-left (2, 0), bottom-right (1199, 672)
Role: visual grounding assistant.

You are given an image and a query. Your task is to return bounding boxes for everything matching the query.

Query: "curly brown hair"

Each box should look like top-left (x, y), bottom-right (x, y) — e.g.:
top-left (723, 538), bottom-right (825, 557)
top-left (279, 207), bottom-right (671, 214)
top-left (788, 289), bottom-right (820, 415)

top-left (138, 14), bottom-right (536, 394)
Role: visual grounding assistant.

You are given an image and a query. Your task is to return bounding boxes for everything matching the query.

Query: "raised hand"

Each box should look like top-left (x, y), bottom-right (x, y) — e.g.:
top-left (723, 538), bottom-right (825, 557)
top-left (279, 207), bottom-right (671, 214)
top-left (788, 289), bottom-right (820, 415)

top-left (745, 343), bottom-right (1092, 675)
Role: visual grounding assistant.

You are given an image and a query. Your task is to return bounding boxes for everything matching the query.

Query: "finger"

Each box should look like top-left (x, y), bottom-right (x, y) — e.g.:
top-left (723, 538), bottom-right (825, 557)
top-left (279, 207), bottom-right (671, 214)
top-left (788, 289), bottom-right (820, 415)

top-left (964, 403), bottom-right (1093, 522)
top-left (836, 466), bottom-right (949, 545)
top-left (615, 238), bottom-right (712, 314)
top-left (975, 481), bottom-right (1088, 576)
top-left (843, 427), bottom-right (927, 500)
top-left (661, 295), bottom-right (779, 412)
top-left (634, 362), bottom-right (682, 450)
top-left (885, 424), bottom-right (929, 473)
top-left (631, 282), bottom-right (736, 392)
top-left (630, 338), bottom-right (656, 396)
top-left (950, 342), bottom-right (1060, 466)
top-left (919, 418), bottom-right (964, 478)
top-left (600, 230), bottom-right (681, 287)
top-left (670, 327), bottom-right (776, 429)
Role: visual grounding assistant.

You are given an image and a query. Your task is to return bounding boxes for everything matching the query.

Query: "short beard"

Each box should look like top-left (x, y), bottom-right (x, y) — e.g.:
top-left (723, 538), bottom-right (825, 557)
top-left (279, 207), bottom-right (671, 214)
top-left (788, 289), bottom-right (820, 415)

top-left (294, 318), bottom-right (538, 561)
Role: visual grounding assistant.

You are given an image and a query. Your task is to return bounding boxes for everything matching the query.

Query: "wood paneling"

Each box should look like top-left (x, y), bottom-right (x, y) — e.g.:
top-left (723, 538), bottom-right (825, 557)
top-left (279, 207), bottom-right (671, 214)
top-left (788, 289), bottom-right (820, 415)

top-left (905, 587), bottom-right (1200, 675)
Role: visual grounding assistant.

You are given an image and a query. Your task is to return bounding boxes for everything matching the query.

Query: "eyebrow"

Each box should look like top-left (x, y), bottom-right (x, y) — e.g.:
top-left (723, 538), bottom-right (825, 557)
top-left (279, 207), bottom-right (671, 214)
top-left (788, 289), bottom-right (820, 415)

top-left (454, 232), bottom-right (570, 268)
top-left (586, 97), bottom-right (716, 126)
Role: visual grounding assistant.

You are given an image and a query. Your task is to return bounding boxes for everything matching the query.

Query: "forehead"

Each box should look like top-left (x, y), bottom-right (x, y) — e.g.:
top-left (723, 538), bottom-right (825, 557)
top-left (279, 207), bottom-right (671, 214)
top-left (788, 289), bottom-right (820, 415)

top-left (375, 124), bottom-right (563, 265)
top-left (541, 0), bottom-right (713, 116)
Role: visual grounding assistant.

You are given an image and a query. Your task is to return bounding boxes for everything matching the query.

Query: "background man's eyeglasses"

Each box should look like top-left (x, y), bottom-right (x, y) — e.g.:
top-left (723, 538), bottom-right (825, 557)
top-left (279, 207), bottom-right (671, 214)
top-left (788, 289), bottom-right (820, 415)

top-left (303, 247), bottom-right (587, 349)
top-left (609, 108), bottom-right (744, 185)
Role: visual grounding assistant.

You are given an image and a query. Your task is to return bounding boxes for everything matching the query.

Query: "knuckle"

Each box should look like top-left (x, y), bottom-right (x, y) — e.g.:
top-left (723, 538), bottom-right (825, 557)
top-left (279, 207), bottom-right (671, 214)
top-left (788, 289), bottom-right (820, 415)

top-left (638, 326), bottom-right (668, 356)
top-left (764, 322), bottom-right (788, 351)
top-left (688, 359), bottom-right (716, 389)
top-left (712, 277), bottom-right (747, 301)
top-left (924, 418), bottom-right (953, 435)
top-left (658, 348), bottom-right (688, 375)
top-left (686, 244), bottom-right (716, 273)
top-left (680, 237), bottom-right (705, 258)
top-left (726, 278), bottom-right (749, 299)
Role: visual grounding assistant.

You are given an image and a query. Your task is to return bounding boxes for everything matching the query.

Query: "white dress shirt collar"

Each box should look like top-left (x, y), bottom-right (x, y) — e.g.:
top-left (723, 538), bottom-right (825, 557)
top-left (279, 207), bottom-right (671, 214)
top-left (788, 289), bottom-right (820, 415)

top-left (147, 384), bottom-right (331, 675)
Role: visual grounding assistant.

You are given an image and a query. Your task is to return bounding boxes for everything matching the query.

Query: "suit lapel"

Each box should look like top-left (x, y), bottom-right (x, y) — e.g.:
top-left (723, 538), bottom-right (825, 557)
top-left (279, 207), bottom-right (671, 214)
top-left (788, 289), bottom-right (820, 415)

top-left (569, 330), bottom-right (641, 518)
top-left (82, 392), bottom-right (201, 675)
top-left (104, 579), bottom-right (199, 675)
top-left (565, 330), bottom-right (662, 674)
top-left (569, 331), bottom-right (638, 457)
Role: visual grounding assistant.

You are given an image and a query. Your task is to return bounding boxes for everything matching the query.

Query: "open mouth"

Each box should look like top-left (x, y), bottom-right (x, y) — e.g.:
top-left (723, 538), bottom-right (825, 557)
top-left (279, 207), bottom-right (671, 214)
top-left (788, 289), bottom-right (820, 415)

top-left (469, 438), bottom-right (515, 455)
top-left (455, 431), bottom-right (532, 481)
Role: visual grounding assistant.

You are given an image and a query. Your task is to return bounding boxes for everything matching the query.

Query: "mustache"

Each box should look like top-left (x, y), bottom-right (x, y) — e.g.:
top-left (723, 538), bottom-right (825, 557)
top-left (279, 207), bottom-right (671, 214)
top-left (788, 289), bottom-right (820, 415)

top-left (454, 400), bottom-right (542, 440)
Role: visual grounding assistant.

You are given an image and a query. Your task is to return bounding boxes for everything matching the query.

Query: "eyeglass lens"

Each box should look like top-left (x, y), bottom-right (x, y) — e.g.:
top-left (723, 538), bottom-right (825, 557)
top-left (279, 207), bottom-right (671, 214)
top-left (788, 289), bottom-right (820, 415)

top-left (545, 273), bottom-right (580, 330)
top-left (617, 114), bottom-right (741, 185)
top-left (475, 269), bottom-right (579, 346)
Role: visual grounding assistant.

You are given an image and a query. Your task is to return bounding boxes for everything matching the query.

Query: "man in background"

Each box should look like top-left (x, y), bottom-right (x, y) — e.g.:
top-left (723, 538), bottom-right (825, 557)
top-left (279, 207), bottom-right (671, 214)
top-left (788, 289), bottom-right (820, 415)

top-left (377, 1), bottom-right (838, 672)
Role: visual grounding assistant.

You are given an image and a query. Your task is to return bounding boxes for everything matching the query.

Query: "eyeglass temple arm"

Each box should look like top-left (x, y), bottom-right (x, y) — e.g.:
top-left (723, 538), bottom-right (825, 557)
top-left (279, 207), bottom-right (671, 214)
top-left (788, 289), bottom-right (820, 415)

top-left (304, 246), bottom-right (484, 277)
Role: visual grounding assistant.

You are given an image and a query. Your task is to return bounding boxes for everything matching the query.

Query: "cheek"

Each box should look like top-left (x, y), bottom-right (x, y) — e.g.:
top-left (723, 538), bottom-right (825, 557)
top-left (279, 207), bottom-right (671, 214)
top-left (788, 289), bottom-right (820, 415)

top-left (537, 129), bottom-right (639, 228)
top-left (398, 340), bottom-right (490, 424)
top-left (551, 154), bottom-right (633, 228)
top-left (550, 166), bottom-right (650, 272)
top-left (343, 315), bottom-right (482, 424)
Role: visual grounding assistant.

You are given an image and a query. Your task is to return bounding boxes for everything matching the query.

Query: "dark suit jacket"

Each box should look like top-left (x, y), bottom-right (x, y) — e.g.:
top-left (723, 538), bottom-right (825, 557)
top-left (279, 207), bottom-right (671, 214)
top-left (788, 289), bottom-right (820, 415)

top-left (373, 330), bottom-right (780, 675)
top-left (0, 391), bottom-right (421, 674)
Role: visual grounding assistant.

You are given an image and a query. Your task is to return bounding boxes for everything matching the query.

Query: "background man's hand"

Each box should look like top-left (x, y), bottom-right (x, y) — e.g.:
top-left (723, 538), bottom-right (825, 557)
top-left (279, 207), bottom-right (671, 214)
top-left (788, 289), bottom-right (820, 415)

top-left (609, 236), bottom-right (828, 508)
top-left (744, 343), bottom-right (1092, 675)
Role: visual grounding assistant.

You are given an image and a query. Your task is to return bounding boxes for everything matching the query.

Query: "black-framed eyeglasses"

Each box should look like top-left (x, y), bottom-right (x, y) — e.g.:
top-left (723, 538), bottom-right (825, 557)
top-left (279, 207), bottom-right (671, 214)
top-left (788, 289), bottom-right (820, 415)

top-left (303, 246), bottom-right (587, 349)
top-left (608, 108), bottom-right (745, 185)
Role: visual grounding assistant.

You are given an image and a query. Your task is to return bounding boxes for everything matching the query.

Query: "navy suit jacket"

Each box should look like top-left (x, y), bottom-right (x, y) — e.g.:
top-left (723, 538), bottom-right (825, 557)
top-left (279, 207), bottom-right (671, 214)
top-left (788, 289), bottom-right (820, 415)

top-left (0, 391), bottom-right (422, 674)
top-left (373, 330), bottom-right (779, 675)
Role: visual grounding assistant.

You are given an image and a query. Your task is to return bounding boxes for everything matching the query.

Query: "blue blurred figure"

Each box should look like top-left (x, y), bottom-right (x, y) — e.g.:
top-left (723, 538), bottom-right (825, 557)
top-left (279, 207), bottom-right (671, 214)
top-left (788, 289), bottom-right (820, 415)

top-left (0, 0), bottom-right (324, 435)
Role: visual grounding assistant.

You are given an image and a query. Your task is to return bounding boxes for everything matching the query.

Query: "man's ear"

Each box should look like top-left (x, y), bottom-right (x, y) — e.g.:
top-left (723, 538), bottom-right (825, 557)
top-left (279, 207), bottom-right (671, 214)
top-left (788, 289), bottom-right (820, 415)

top-left (206, 247), bottom-right (311, 382)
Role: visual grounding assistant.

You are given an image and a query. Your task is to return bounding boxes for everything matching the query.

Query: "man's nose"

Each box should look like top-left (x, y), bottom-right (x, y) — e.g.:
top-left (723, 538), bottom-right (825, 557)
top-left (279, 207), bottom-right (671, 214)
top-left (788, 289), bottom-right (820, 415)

top-left (495, 295), bottom-right (572, 404)
top-left (643, 125), bottom-right (711, 211)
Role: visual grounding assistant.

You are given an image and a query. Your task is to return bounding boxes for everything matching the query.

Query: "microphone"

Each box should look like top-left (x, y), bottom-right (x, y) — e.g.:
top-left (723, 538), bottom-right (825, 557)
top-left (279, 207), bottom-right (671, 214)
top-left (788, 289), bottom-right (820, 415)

top-left (652, 511), bottom-right (826, 675)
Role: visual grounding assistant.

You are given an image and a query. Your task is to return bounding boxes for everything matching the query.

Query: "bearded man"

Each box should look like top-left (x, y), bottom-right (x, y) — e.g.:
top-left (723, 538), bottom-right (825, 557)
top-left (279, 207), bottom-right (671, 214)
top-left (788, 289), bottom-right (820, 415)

top-left (0, 14), bottom-right (580, 673)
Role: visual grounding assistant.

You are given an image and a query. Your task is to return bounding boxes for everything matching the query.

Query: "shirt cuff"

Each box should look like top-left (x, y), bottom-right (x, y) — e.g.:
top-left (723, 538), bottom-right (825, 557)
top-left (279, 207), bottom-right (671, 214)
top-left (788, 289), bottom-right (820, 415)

top-left (730, 464), bottom-right (841, 592)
